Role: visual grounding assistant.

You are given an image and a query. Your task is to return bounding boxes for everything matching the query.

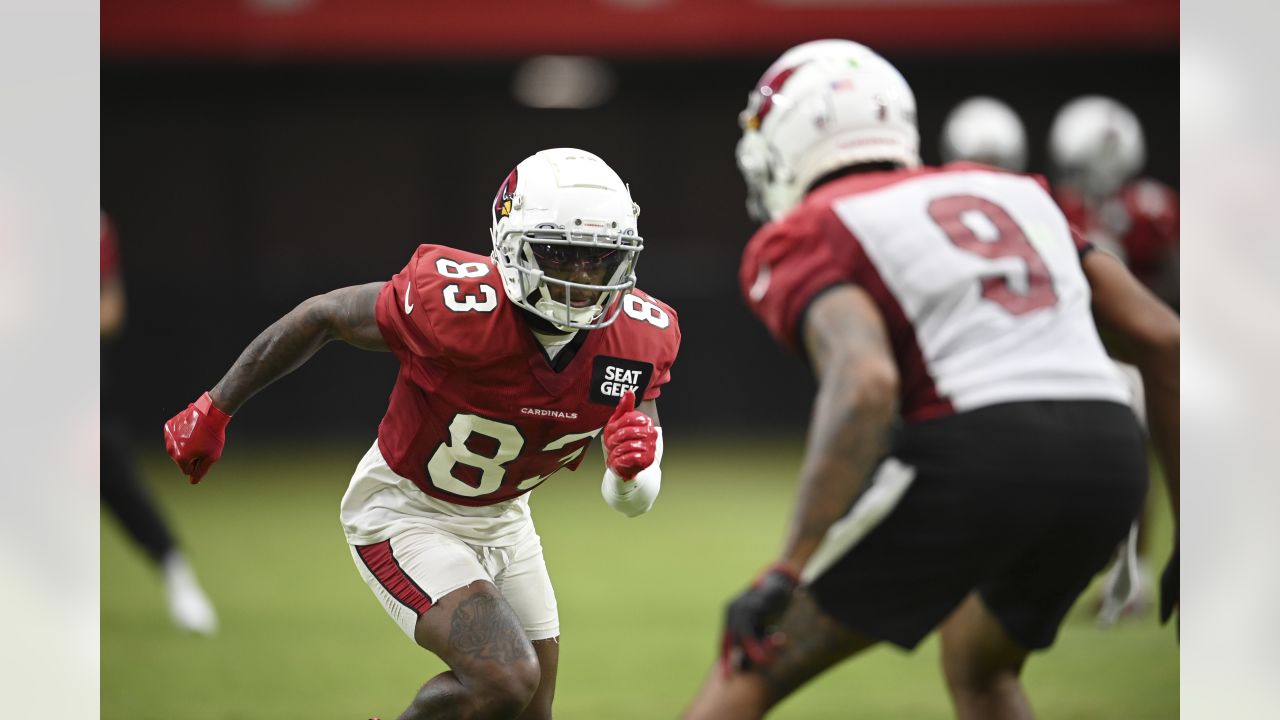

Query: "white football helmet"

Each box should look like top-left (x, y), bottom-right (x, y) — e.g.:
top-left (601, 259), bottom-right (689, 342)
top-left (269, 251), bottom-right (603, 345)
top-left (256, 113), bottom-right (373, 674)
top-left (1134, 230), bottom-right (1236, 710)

top-left (490, 148), bottom-right (643, 331)
top-left (737, 39), bottom-right (920, 222)
top-left (939, 96), bottom-right (1027, 172)
top-left (1049, 95), bottom-right (1146, 199)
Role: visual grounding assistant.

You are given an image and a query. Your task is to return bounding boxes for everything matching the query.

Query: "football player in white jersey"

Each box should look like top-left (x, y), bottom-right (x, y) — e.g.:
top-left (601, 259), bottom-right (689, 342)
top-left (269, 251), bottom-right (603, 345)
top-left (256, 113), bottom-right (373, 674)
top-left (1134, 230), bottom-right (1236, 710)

top-left (940, 94), bottom-right (1155, 626)
top-left (684, 40), bottom-right (1179, 720)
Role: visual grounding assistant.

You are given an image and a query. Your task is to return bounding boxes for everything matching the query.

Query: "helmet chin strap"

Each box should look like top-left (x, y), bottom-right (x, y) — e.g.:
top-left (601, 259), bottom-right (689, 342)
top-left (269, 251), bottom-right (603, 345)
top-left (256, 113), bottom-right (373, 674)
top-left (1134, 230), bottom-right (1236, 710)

top-left (533, 292), bottom-right (605, 330)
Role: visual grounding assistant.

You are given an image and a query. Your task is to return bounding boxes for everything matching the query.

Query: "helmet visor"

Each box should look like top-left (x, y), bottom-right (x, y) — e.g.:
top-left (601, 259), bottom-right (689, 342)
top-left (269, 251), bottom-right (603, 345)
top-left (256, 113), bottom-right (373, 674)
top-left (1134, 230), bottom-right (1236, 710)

top-left (530, 242), bottom-right (625, 276)
top-left (496, 225), bottom-right (642, 329)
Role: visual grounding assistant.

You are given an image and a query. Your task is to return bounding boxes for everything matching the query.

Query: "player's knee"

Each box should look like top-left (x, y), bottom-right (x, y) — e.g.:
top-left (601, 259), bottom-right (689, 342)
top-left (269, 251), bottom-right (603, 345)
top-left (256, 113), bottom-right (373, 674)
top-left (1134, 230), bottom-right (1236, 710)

top-left (472, 655), bottom-right (541, 719)
top-left (941, 647), bottom-right (1018, 696)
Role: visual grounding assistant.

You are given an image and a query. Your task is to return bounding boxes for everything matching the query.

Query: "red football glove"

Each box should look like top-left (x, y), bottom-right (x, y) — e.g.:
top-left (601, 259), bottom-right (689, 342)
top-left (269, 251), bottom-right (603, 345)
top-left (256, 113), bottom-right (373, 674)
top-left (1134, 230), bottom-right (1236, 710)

top-left (163, 392), bottom-right (232, 485)
top-left (603, 390), bottom-right (656, 480)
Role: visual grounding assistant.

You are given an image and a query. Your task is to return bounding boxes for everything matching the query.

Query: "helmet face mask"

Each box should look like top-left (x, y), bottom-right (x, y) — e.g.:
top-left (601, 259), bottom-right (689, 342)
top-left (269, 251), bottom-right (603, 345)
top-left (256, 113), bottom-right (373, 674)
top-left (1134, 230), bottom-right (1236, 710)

top-left (490, 149), bottom-right (643, 331)
top-left (737, 39), bottom-right (921, 223)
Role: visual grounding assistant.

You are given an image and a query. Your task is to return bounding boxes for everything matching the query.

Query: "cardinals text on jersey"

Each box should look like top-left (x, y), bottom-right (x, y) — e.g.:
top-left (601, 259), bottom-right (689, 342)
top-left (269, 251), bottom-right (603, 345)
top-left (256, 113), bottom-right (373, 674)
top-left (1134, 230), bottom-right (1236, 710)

top-left (741, 165), bottom-right (1127, 422)
top-left (374, 244), bottom-right (680, 507)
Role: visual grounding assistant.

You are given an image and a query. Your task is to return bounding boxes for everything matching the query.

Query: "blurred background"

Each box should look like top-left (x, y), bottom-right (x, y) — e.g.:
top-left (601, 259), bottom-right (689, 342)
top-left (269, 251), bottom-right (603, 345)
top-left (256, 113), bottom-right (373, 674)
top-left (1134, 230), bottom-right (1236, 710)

top-left (101, 1), bottom-right (1179, 718)
top-left (101, 0), bottom-right (1178, 439)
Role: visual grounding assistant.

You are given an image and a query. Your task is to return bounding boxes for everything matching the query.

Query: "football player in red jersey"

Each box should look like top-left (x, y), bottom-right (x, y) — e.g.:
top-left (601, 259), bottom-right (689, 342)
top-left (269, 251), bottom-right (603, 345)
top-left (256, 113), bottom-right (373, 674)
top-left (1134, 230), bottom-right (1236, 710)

top-left (101, 212), bottom-right (219, 636)
top-left (1049, 95), bottom-right (1179, 308)
top-left (1049, 96), bottom-right (1180, 625)
top-left (163, 148), bottom-right (680, 720)
top-left (683, 41), bottom-right (1178, 720)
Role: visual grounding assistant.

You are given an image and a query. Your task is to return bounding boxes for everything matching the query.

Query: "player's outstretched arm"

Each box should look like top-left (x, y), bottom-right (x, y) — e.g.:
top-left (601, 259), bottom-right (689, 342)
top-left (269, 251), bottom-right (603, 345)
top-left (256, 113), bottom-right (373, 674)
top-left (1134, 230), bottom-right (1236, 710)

top-left (163, 282), bottom-right (387, 483)
top-left (1083, 251), bottom-right (1180, 624)
top-left (720, 285), bottom-right (897, 671)
top-left (1083, 252), bottom-right (1180, 522)
top-left (209, 282), bottom-right (388, 413)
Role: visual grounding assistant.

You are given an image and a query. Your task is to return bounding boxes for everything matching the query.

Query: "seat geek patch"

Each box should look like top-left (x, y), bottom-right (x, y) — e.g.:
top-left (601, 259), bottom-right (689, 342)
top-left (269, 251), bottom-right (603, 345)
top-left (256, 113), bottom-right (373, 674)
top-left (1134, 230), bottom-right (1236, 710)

top-left (590, 356), bottom-right (654, 405)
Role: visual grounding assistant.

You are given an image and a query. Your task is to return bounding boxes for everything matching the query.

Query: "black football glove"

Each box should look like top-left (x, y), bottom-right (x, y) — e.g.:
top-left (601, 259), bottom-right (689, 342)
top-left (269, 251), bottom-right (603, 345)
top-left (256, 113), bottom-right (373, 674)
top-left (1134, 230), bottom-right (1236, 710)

top-left (720, 564), bottom-right (800, 675)
top-left (1159, 541), bottom-right (1178, 627)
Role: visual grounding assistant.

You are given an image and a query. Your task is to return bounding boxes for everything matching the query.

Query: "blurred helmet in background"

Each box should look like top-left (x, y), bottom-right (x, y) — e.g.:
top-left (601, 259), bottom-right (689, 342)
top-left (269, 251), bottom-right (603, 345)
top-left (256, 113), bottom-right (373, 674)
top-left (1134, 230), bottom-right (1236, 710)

top-left (1049, 95), bottom-right (1146, 199)
top-left (736, 39), bottom-right (920, 223)
top-left (939, 96), bottom-right (1028, 172)
top-left (490, 148), bottom-right (643, 331)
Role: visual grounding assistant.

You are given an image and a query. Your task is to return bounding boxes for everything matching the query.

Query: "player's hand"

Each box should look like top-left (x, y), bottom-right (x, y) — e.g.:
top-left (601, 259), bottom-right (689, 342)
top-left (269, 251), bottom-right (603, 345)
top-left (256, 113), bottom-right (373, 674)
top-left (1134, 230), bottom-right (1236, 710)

top-left (603, 390), bottom-right (656, 480)
top-left (163, 392), bottom-right (232, 485)
top-left (720, 563), bottom-right (800, 676)
top-left (1159, 538), bottom-right (1178, 627)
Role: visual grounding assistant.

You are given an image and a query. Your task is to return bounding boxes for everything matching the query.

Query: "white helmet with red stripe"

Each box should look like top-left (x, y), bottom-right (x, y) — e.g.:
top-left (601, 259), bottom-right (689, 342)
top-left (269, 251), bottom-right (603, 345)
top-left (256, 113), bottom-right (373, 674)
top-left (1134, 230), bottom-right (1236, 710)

top-left (736, 39), bottom-right (920, 222)
top-left (489, 148), bottom-right (643, 331)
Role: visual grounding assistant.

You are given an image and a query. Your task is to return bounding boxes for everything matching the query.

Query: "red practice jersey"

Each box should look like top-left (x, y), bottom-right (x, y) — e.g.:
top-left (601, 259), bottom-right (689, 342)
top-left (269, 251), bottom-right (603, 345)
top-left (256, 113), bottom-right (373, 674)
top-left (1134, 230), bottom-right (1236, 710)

top-left (1054, 179), bottom-right (1179, 287)
top-left (101, 212), bottom-right (120, 284)
top-left (741, 164), bottom-right (1127, 423)
top-left (375, 244), bottom-right (680, 507)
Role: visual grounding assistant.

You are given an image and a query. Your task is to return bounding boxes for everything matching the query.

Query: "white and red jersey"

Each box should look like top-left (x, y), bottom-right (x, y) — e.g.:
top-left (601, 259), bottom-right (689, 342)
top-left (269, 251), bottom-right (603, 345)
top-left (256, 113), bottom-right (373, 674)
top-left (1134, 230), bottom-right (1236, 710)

top-left (741, 163), bottom-right (1128, 423)
top-left (373, 244), bottom-right (680, 508)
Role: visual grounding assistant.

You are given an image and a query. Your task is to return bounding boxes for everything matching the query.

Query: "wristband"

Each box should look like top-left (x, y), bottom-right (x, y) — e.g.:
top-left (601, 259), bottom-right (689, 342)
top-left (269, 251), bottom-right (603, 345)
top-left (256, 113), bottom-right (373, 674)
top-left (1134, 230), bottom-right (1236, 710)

top-left (195, 392), bottom-right (233, 428)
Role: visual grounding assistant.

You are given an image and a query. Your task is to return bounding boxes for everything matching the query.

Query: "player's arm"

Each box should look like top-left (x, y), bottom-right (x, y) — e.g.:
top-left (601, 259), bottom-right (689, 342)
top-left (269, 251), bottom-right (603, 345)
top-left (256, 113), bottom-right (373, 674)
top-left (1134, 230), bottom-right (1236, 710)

top-left (1083, 251), bottom-right (1179, 522)
top-left (163, 282), bottom-right (388, 483)
top-left (1083, 250), bottom-right (1180, 624)
top-left (209, 282), bottom-right (388, 414)
top-left (780, 284), bottom-right (898, 575)
top-left (600, 391), bottom-right (663, 517)
top-left (721, 284), bottom-right (897, 670)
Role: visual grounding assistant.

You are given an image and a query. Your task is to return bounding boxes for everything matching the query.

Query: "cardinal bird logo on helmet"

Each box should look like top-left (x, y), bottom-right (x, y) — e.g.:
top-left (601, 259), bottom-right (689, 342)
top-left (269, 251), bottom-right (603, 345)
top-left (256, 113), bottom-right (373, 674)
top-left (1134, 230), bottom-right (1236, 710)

top-left (493, 167), bottom-right (519, 224)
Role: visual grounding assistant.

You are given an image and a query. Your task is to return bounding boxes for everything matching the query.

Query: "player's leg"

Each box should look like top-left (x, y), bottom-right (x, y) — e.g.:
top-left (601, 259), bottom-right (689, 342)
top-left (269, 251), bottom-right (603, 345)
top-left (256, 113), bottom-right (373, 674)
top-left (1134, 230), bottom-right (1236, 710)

top-left (489, 535), bottom-right (561, 720)
top-left (517, 638), bottom-right (558, 720)
top-left (102, 418), bottom-right (218, 634)
top-left (1097, 363), bottom-right (1153, 625)
top-left (404, 581), bottom-right (542, 720)
top-left (938, 592), bottom-right (1033, 720)
top-left (683, 587), bottom-right (878, 720)
top-left (956, 400), bottom-right (1147, 718)
top-left (685, 452), bottom-right (987, 719)
top-left (351, 535), bottom-right (541, 720)
top-left (101, 418), bottom-right (176, 564)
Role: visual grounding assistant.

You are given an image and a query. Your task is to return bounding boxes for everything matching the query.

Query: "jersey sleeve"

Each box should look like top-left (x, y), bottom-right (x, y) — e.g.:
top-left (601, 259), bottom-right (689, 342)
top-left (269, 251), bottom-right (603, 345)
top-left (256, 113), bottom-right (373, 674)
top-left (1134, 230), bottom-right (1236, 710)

top-left (739, 210), bottom-right (857, 354)
top-left (375, 246), bottom-right (442, 364)
top-left (641, 296), bottom-right (680, 402)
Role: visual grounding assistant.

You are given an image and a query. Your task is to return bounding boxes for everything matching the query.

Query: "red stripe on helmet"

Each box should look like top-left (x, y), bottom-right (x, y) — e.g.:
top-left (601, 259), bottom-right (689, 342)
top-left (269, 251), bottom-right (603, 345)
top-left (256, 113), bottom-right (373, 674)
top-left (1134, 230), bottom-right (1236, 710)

top-left (755, 66), bottom-right (799, 123)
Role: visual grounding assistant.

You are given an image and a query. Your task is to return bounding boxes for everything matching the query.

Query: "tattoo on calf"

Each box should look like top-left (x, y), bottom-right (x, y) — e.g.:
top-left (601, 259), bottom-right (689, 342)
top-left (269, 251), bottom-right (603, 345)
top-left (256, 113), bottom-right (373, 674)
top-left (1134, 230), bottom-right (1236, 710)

top-left (448, 594), bottom-right (530, 664)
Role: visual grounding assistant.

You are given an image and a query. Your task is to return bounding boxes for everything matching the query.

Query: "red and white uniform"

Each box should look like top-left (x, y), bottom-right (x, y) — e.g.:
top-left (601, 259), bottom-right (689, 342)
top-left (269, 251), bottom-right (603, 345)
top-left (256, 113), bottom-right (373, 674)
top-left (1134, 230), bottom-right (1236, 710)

top-left (342, 244), bottom-right (680, 548)
top-left (741, 164), bottom-right (1128, 422)
top-left (1054, 179), bottom-right (1179, 288)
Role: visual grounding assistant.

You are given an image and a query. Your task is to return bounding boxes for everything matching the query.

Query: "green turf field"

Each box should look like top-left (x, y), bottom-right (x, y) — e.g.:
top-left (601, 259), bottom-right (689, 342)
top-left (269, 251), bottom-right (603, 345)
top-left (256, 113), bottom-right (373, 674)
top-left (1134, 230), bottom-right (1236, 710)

top-left (102, 438), bottom-right (1178, 719)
